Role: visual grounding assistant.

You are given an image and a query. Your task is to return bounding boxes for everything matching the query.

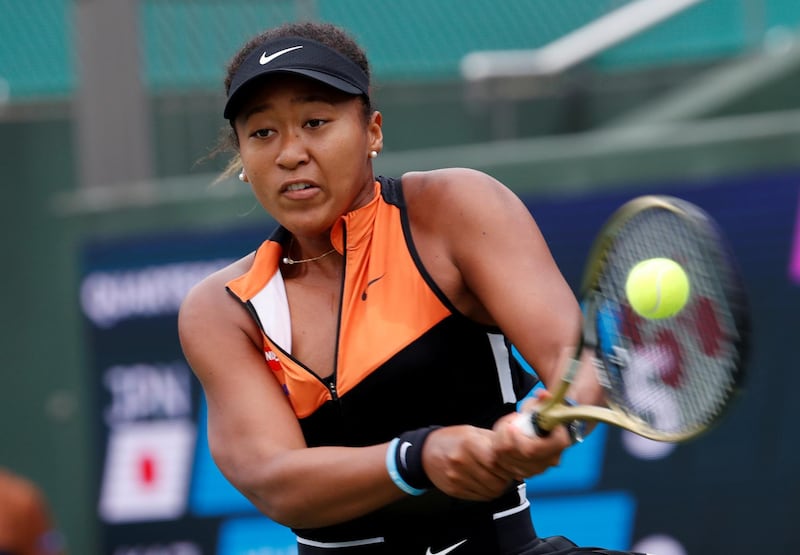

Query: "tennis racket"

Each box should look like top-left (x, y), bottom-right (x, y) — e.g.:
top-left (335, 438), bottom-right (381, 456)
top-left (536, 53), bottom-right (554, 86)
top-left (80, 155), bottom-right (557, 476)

top-left (515, 195), bottom-right (750, 443)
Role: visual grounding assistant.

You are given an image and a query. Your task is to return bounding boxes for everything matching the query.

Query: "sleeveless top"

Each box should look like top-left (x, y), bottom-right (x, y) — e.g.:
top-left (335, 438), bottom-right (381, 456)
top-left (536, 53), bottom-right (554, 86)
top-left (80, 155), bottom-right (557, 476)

top-left (226, 176), bottom-right (538, 550)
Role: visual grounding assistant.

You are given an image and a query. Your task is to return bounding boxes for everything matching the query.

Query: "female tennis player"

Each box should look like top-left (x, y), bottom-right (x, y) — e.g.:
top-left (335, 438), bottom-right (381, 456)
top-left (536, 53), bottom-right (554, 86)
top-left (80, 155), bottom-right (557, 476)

top-left (179, 21), bottom-right (646, 555)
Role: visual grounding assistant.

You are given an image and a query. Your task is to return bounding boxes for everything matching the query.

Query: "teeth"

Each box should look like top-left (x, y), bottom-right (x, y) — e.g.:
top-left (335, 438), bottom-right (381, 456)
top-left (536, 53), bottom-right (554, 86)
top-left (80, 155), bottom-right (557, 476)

top-left (286, 183), bottom-right (311, 191)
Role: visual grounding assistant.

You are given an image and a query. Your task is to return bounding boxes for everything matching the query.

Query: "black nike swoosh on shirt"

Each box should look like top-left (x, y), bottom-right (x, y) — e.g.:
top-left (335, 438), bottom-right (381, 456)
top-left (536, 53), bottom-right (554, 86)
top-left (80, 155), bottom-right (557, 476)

top-left (361, 274), bottom-right (385, 301)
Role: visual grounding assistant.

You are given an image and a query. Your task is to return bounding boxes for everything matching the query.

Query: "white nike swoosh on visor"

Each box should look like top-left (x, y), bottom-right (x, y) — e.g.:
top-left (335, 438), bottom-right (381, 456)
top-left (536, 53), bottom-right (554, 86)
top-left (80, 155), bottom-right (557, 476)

top-left (425, 539), bottom-right (467, 555)
top-left (260, 45), bottom-right (303, 65)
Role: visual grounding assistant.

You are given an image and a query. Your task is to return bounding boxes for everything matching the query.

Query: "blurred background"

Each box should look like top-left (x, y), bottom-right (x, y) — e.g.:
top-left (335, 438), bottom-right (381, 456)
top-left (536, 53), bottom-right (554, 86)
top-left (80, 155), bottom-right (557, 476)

top-left (2, 0), bottom-right (800, 553)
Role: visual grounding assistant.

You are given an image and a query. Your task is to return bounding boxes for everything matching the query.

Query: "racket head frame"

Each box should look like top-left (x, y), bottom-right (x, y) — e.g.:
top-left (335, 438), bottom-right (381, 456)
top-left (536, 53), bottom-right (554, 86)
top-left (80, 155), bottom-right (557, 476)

top-left (529, 195), bottom-right (749, 443)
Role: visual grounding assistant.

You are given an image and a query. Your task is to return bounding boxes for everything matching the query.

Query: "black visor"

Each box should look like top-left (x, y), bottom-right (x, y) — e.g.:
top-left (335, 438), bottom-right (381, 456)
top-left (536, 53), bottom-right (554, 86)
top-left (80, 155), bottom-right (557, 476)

top-left (224, 36), bottom-right (370, 120)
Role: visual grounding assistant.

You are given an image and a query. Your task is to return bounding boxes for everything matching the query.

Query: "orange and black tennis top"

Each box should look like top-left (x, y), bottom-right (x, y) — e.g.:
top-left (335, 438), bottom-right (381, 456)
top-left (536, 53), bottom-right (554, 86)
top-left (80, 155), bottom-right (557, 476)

top-left (225, 176), bottom-right (538, 550)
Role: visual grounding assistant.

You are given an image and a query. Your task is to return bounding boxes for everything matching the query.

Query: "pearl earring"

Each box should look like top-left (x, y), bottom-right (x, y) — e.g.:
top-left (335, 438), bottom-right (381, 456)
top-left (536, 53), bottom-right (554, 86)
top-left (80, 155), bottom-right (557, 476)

top-left (369, 150), bottom-right (378, 159)
top-left (238, 170), bottom-right (246, 182)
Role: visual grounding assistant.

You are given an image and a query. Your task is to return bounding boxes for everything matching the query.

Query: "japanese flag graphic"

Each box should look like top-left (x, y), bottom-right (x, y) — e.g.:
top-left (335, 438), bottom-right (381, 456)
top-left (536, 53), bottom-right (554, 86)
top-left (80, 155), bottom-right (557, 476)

top-left (99, 420), bottom-right (196, 523)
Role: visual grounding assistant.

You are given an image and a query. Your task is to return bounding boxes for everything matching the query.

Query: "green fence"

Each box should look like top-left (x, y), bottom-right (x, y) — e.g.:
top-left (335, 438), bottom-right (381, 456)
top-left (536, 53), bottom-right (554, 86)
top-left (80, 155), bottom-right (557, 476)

top-left (4, 0), bottom-right (800, 100)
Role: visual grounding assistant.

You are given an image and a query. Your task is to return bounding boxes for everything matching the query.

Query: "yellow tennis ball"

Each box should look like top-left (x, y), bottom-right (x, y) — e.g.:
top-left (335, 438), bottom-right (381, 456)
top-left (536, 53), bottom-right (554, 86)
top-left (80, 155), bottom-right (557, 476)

top-left (625, 258), bottom-right (691, 319)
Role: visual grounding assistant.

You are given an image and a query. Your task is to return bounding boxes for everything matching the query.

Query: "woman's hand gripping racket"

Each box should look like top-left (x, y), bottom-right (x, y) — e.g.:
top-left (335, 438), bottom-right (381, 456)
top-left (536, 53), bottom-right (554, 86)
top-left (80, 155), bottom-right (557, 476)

top-left (515, 195), bottom-right (750, 443)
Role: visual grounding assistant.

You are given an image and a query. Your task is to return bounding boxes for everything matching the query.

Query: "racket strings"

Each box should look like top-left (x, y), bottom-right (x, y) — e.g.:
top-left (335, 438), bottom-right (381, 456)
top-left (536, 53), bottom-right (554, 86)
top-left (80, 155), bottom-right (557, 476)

top-left (596, 207), bottom-right (742, 435)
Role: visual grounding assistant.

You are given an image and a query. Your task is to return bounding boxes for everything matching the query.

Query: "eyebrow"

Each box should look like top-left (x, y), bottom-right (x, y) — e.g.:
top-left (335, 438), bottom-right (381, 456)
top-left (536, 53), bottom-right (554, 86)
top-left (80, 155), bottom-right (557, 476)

top-left (242, 94), bottom-right (338, 121)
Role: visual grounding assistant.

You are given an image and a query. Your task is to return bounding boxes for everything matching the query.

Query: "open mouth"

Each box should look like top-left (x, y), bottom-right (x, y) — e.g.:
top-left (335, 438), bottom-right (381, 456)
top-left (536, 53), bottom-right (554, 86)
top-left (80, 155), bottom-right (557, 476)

top-left (285, 183), bottom-right (314, 192)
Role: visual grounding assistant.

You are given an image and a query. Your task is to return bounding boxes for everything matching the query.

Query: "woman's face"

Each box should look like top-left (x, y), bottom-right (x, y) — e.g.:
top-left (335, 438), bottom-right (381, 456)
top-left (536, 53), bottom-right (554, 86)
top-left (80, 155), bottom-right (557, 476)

top-left (234, 74), bottom-right (382, 237)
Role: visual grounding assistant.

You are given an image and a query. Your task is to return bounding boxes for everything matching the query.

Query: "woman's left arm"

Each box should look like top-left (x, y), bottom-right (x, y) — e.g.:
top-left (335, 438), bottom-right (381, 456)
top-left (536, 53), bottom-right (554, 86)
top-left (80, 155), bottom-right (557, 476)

top-left (406, 168), bottom-right (579, 389)
top-left (405, 168), bottom-right (601, 479)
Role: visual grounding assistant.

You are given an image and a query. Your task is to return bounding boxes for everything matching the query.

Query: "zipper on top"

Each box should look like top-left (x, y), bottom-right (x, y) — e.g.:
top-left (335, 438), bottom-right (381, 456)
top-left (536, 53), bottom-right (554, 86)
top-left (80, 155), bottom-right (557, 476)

top-left (325, 221), bottom-right (347, 402)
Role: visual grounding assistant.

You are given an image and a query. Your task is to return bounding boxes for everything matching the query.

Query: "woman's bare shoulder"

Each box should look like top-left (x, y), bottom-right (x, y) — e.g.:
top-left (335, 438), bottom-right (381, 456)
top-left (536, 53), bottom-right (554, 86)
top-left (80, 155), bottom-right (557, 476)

top-left (401, 167), bottom-right (500, 196)
top-left (401, 168), bottom-right (523, 232)
top-left (178, 252), bottom-right (258, 341)
top-left (184, 253), bottom-right (254, 303)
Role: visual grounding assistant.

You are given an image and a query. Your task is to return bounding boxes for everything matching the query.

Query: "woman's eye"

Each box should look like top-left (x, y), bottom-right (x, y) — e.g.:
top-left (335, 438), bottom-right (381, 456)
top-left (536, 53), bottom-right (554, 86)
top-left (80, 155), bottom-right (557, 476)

top-left (252, 128), bottom-right (274, 138)
top-left (305, 119), bottom-right (326, 129)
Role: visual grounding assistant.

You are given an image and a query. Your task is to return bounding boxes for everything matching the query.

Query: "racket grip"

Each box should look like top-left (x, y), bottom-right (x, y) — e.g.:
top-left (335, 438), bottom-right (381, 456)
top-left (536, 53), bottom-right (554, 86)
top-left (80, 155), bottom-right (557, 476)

top-left (512, 411), bottom-right (551, 438)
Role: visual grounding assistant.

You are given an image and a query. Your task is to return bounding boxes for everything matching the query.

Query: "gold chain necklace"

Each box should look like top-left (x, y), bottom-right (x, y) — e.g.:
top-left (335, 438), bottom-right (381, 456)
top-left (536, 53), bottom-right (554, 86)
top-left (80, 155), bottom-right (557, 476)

top-left (281, 239), bottom-right (337, 265)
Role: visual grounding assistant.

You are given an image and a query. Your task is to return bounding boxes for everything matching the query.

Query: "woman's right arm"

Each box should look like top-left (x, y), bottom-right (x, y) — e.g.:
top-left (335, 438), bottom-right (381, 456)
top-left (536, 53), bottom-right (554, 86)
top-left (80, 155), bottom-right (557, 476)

top-left (177, 260), bottom-right (405, 529)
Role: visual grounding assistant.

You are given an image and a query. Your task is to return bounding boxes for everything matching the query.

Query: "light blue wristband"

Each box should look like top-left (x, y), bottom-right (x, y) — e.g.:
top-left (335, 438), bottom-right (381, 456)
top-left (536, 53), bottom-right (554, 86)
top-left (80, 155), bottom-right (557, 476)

top-left (385, 437), bottom-right (427, 496)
